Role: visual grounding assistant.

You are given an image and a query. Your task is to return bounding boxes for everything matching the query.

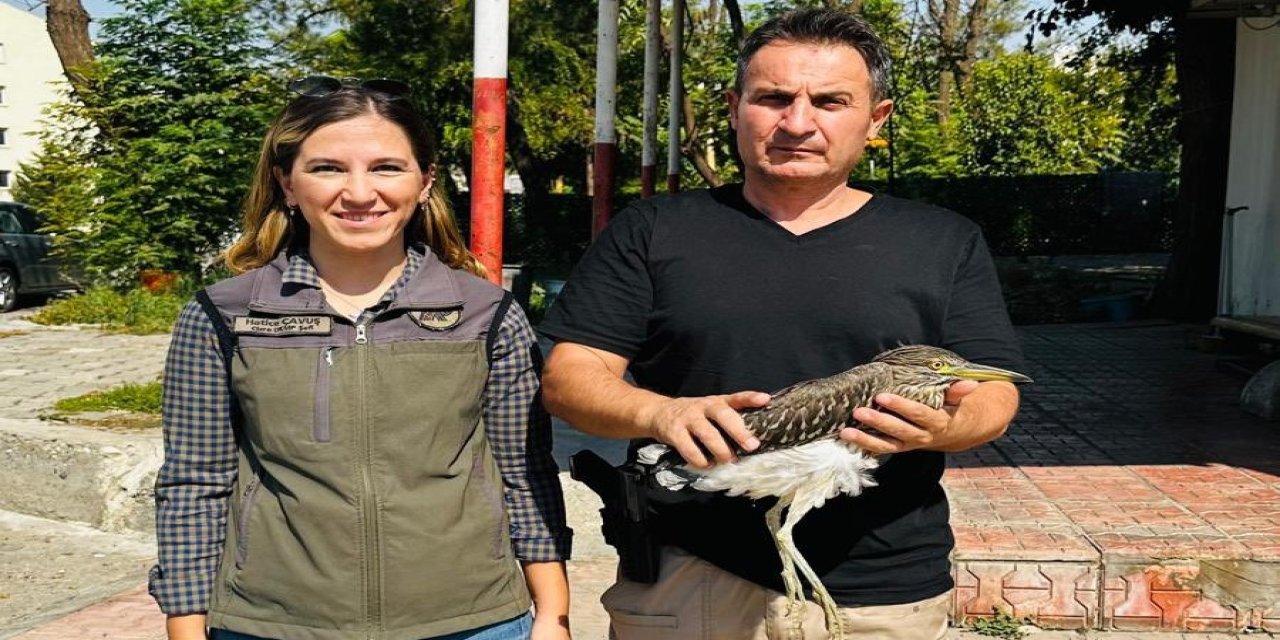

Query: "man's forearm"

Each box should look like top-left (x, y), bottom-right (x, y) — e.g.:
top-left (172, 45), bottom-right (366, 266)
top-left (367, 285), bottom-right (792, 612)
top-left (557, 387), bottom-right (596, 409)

top-left (935, 381), bottom-right (1020, 452)
top-left (542, 344), bottom-right (665, 440)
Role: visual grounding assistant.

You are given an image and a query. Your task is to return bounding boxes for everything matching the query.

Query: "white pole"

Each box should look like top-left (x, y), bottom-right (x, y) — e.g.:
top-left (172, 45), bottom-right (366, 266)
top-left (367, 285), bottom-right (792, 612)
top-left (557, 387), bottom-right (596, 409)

top-left (473, 0), bottom-right (509, 79)
top-left (667, 0), bottom-right (685, 192)
top-left (593, 0), bottom-right (620, 234)
top-left (641, 0), bottom-right (661, 197)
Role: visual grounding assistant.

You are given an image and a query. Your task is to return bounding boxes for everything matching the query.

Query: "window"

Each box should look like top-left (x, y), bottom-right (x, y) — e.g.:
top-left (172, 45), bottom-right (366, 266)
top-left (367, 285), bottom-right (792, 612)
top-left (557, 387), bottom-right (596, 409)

top-left (0, 128), bottom-right (7, 145)
top-left (0, 211), bottom-right (20, 234)
top-left (0, 43), bottom-right (6, 64)
top-left (0, 170), bottom-right (10, 188)
top-left (0, 86), bottom-right (6, 104)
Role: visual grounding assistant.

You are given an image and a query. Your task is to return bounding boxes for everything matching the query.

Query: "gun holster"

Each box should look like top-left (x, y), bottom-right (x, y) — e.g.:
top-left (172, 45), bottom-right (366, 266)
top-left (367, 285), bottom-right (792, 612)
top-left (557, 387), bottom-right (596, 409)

top-left (569, 450), bottom-right (662, 583)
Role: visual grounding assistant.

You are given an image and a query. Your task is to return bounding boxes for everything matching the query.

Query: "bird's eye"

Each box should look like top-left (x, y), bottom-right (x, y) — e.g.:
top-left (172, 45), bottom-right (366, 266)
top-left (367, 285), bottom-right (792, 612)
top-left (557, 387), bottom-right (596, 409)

top-left (929, 360), bottom-right (944, 370)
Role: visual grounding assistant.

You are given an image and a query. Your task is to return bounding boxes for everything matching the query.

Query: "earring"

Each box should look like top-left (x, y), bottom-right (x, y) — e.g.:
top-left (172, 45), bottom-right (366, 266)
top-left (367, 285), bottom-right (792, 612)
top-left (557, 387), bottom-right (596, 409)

top-left (287, 205), bottom-right (299, 218)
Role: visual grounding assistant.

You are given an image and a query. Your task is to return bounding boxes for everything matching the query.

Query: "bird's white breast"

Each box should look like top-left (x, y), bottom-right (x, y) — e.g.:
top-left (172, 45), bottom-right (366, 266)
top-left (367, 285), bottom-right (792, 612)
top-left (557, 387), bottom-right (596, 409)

top-left (690, 439), bottom-right (879, 505)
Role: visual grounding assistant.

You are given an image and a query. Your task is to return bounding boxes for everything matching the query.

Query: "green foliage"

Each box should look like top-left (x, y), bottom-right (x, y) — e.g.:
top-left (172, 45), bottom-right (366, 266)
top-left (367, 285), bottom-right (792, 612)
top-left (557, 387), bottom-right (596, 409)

top-left (17, 0), bottom-right (279, 287)
top-left (952, 53), bottom-right (1125, 176)
top-left (54, 381), bottom-right (164, 415)
top-left (30, 287), bottom-right (188, 334)
top-left (966, 608), bottom-right (1030, 639)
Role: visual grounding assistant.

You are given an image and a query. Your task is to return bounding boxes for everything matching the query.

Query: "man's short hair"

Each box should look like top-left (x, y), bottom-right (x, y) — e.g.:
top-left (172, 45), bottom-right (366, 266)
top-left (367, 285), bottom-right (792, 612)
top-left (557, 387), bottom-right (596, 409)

top-left (735, 8), bottom-right (892, 102)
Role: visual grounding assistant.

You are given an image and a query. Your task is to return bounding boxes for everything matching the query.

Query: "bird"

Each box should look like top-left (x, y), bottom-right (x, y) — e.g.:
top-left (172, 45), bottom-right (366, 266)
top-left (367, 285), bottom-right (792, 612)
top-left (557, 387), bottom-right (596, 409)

top-left (637, 345), bottom-right (1032, 639)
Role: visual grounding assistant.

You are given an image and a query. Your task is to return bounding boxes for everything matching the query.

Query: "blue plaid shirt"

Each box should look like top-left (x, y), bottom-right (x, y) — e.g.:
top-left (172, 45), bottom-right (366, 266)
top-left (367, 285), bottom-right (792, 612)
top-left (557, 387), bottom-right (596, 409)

top-left (149, 248), bottom-right (571, 614)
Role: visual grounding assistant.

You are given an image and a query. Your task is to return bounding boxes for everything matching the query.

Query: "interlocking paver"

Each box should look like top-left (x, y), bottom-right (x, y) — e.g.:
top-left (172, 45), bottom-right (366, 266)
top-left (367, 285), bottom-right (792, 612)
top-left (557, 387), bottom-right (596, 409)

top-left (0, 318), bottom-right (167, 420)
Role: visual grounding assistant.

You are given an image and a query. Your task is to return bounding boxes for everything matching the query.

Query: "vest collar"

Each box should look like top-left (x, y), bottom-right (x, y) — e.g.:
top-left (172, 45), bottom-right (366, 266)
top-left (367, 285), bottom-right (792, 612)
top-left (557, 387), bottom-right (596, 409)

top-left (246, 246), bottom-right (466, 315)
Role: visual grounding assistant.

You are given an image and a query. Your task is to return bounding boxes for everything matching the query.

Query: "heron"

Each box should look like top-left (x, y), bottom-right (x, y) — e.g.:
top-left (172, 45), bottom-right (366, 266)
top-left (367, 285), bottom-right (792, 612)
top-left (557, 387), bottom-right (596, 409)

top-left (638, 345), bottom-right (1032, 639)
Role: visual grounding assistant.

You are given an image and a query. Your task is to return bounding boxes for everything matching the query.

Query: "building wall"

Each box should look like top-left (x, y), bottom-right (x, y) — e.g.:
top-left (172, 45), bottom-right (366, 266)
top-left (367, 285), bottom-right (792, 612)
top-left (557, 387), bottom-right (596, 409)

top-left (1224, 20), bottom-right (1280, 317)
top-left (0, 4), bottom-right (66, 202)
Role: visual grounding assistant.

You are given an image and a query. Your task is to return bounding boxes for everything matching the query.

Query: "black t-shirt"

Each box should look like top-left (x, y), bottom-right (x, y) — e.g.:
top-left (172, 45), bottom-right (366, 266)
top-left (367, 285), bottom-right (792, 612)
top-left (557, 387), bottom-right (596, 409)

top-left (541, 184), bottom-right (1022, 606)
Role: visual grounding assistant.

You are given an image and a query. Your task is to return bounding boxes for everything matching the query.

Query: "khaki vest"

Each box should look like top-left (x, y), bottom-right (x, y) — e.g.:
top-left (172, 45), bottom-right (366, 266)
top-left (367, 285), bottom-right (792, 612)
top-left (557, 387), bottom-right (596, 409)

top-left (199, 251), bottom-right (530, 640)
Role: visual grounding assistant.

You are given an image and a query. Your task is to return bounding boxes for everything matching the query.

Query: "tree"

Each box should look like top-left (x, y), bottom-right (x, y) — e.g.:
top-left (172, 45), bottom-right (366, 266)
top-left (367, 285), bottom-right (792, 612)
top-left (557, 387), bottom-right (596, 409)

top-left (1039, 1), bottom-right (1235, 321)
top-left (16, 0), bottom-right (278, 285)
top-left (953, 53), bottom-right (1124, 176)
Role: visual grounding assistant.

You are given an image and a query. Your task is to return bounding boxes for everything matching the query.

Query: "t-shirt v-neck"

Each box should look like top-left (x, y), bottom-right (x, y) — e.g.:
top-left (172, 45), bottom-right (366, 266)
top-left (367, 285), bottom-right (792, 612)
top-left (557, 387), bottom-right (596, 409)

top-left (734, 186), bottom-right (886, 244)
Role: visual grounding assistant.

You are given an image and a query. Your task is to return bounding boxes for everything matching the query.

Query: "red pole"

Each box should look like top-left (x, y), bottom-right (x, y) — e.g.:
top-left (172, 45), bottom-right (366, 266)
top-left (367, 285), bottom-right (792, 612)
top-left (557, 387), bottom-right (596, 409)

top-left (471, 0), bottom-right (509, 284)
top-left (593, 143), bottom-right (617, 235)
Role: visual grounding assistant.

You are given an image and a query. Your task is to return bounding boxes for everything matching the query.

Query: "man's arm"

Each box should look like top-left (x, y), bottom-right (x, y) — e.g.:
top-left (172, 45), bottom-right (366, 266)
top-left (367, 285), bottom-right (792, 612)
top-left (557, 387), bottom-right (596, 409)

top-left (839, 380), bottom-right (1020, 454)
top-left (542, 342), bottom-right (767, 467)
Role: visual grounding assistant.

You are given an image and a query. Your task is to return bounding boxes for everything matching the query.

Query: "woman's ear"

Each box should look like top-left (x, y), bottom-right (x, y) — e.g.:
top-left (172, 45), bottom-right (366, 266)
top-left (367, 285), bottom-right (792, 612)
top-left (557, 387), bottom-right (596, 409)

top-left (274, 166), bottom-right (296, 206)
top-left (419, 165), bottom-right (437, 203)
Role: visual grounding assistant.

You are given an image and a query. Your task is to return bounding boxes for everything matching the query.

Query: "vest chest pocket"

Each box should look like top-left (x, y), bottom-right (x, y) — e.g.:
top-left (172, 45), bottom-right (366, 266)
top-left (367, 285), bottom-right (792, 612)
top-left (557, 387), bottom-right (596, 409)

top-left (231, 347), bottom-right (343, 455)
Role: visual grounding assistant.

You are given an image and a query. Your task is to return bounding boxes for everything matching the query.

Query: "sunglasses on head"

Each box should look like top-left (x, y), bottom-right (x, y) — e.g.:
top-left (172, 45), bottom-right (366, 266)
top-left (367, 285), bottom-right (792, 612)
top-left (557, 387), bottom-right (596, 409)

top-left (287, 75), bottom-right (411, 99)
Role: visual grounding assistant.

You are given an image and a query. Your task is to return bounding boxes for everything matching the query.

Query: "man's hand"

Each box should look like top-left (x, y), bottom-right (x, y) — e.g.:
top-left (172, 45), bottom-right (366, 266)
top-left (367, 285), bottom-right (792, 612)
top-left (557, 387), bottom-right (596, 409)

top-left (839, 380), bottom-right (987, 454)
top-left (644, 391), bottom-right (769, 467)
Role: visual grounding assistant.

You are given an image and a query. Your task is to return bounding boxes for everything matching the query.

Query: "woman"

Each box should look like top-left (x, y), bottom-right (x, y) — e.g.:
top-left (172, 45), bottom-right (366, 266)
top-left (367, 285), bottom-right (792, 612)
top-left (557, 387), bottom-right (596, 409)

top-left (150, 77), bottom-right (571, 640)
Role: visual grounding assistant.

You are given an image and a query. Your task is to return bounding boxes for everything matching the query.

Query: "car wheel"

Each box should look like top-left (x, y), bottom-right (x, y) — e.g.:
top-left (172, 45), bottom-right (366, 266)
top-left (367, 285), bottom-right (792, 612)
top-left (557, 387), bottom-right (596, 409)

top-left (0, 267), bottom-right (17, 313)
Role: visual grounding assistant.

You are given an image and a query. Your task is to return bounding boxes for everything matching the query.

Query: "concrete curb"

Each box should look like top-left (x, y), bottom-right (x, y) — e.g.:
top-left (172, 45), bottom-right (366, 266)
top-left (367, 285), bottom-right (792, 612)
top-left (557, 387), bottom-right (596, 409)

top-left (0, 418), bottom-right (161, 534)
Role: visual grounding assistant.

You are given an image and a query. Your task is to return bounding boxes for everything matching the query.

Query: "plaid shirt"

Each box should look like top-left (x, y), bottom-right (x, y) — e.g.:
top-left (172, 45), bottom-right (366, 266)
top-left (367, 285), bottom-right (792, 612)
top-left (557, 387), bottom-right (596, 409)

top-left (149, 248), bottom-right (571, 614)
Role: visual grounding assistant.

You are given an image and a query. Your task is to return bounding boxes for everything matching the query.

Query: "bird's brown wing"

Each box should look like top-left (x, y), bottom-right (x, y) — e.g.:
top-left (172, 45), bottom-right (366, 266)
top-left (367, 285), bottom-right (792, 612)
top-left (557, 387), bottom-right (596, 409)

top-left (741, 362), bottom-right (895, 454)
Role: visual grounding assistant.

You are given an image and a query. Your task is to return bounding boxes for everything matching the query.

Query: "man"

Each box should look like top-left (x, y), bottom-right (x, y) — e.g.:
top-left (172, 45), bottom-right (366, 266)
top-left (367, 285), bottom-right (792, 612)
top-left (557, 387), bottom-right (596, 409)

top-left (541, 8), bottom-right (1022, 639)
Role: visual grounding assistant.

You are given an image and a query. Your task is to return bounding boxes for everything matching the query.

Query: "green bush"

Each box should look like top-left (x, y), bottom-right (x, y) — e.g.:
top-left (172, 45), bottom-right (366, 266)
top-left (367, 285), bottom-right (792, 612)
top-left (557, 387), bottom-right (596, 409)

top-left (30, 287), bottom-right (187, 334)
top-left (54, 381), bottom-right (163, 415)
top-left (966, 608), bottom-right (1030, 639)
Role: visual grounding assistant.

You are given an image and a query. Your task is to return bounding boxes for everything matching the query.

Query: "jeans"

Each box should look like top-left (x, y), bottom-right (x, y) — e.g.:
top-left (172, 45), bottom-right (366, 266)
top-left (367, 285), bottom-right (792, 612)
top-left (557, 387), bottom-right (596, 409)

top-left (211, 611), bottom-right (532, 640)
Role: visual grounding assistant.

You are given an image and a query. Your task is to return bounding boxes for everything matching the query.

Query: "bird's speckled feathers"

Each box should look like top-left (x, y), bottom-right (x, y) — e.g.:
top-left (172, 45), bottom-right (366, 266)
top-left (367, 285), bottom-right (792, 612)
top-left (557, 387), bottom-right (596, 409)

top-left (742, 361), bottom-right (899, 453)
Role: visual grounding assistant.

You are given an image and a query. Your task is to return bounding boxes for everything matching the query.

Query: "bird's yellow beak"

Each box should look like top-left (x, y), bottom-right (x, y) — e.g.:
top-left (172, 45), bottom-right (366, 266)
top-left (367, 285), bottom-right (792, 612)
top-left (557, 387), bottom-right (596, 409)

top-left (949, 363), bottom-right (1033, 384)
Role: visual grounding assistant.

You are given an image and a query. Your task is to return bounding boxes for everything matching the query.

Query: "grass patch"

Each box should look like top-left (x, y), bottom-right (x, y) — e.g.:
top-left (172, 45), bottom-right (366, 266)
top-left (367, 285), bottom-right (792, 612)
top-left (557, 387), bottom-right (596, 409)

top-left (30, 287), bottom-right (187, 334)
top-left (965, 608), bottom-right (1031, 639)
top-left (54, 381), bottom-right (163, 415)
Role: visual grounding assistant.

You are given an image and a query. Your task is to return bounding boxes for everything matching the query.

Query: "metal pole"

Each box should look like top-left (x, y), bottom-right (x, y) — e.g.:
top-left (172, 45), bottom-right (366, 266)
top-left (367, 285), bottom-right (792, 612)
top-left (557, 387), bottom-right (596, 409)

top-left (641, 0), bottom-right (661, 198)
top-left (667, 0), bottom-right (684, 193)
top-left (593, 0), bottom-right (620, 236)
top-left (471, 0), bottom-right (509, 284)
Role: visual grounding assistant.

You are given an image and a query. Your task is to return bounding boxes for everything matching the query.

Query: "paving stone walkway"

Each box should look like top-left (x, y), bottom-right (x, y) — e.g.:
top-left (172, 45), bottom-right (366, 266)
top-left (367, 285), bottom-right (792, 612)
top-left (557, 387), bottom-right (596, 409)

top-left (0, 314), bottom-right (1276, 638)
top-left (0, 313), bottom-right (167, 420)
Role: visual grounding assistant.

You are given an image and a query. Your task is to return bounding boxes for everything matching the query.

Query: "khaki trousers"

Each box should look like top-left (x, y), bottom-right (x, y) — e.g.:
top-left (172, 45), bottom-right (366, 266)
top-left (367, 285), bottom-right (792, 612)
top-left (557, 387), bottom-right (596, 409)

top-left (601, 547), bottom-right (951, 640)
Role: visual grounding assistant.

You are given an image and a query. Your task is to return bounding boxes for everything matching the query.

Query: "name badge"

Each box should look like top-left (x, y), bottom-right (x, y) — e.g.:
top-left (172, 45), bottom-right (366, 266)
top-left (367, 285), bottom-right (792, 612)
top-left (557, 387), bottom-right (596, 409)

top-left (410, 308), bottom-right (463, 331)
top-left (234, 316), bottom-right (333, 336)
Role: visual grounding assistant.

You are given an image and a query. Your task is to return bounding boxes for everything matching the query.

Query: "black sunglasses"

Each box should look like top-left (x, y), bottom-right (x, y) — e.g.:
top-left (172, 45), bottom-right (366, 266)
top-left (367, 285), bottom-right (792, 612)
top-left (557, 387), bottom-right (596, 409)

top-left (287, 76), bottom-right (410, 99)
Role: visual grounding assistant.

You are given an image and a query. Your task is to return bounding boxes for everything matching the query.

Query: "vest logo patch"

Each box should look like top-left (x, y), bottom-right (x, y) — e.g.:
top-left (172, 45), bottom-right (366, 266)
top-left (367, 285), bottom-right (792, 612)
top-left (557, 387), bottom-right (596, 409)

top-left (233, 316), bottom-right (332, 336)
top-left (410, 308), bottom-right (463, 331)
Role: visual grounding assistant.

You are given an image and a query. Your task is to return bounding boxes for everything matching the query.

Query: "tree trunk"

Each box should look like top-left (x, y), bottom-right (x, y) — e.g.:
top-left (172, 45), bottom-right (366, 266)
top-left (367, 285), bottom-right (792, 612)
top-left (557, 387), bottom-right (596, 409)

top-left (723, 0), bottom-right (745, 47)
top-left (681, 93), bottom-right (724, 187)
top-left (45, 0), bottom-right (95, 98)
top-left (956, 0), bottom-right (989, 88)
top-left (1150, 17), bottom-right (1236, 322)
top-left (930, 0), bottom-right (961, 124)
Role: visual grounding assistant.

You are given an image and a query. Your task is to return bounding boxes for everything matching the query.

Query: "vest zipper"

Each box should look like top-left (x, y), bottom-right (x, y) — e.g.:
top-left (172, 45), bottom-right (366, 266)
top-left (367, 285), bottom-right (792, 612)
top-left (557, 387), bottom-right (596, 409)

top-left (235, 473), bottom-right (262, 568)
top-left (355, 320), bottom-right (381, 637)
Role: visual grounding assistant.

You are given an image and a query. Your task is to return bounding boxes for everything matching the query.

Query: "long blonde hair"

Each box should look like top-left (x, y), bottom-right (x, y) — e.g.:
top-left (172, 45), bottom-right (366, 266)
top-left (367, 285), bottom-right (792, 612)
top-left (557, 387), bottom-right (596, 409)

top-left (225, 88), bottom-right (484, 277)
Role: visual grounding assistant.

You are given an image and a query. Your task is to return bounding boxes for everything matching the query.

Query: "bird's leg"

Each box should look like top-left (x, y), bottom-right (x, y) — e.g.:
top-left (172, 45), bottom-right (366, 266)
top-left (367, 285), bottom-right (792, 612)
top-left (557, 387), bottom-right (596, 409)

top-left (778, 492), bottom-right (847, 640)
top-left (766, 497), bottom-right (804, 617)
